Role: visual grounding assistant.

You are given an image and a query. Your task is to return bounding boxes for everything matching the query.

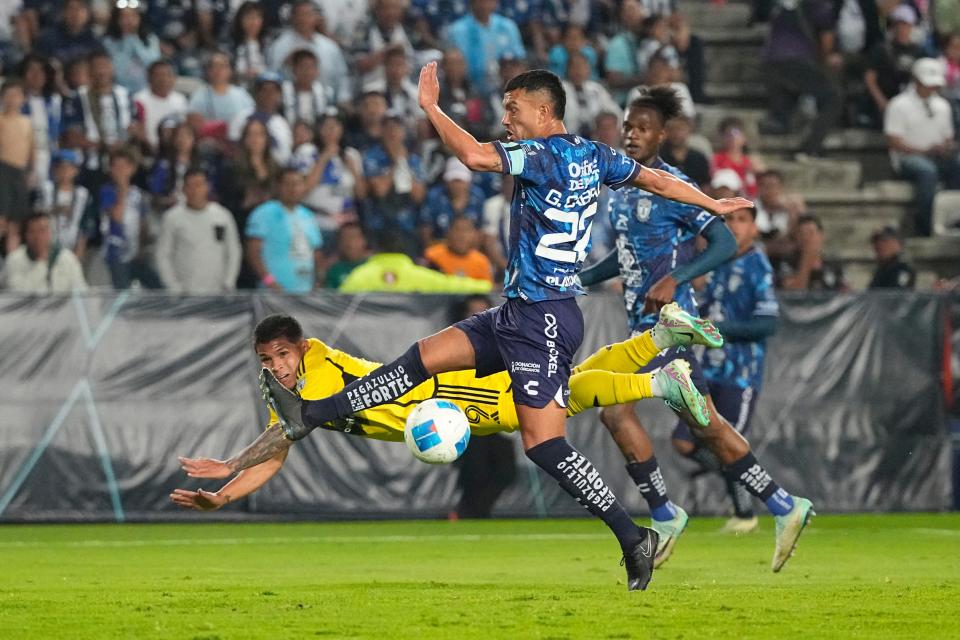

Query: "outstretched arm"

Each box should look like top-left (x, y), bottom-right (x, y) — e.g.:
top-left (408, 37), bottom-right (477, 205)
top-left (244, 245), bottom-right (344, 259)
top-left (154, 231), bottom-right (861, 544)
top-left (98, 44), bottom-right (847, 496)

top-left (179, 423), bottom-right (292, 479)
top-left (635, 167), bottom-right (753, 215)
top-left (171, 449), bottom-right (289, 511)
top-left (578, 250), bottom-right (620, 287)
top-left (419, 62), bottom-right (502, 172)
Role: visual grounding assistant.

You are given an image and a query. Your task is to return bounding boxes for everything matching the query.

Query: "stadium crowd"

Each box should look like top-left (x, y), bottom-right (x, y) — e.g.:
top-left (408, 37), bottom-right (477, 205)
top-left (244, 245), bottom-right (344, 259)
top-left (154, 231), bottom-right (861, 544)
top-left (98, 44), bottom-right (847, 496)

top-left (0, 0), bottom-right (955, 295)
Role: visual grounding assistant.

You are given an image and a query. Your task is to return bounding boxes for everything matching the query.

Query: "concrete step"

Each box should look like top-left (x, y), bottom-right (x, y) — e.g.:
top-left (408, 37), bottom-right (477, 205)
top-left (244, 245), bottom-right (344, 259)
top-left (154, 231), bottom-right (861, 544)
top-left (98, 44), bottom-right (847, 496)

top-left (680, 1), bottom-right (753, 30)
top-left (759, 128), bottom-right (887, 154)
top-left (764, 157), bottom-right (863, 191)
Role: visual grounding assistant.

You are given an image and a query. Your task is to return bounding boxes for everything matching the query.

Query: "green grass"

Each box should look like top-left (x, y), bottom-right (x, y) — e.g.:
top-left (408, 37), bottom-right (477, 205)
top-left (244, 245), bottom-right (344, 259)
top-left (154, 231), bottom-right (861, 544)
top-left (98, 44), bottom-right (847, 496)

top-left (1, 514), bottom-right (958, 639)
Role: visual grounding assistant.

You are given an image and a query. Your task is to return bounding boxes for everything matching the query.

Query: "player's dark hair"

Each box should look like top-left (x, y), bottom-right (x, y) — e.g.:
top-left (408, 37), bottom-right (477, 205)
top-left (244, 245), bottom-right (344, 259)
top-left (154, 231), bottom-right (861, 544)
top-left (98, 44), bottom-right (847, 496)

top-left (718, 116), bottom-right (745, 133)
top-left (183, 167), bottom-right (208, 182)
top-left (0, 78), bottom-right (24, 95)
top-left (504, 69), bottom-right (566, 120)
top-left (254, 314), bottom-right (305, 346)
top-left (291, 48), bottom-right (318, 67)
top-left (757, 169), bottom-right (784, 182)
top-left (147, 58), bottom-right (174, 78)
top-left (797, 213), bottom-right (823, 231)
top-left (627, 86), bottom-right (683, 125)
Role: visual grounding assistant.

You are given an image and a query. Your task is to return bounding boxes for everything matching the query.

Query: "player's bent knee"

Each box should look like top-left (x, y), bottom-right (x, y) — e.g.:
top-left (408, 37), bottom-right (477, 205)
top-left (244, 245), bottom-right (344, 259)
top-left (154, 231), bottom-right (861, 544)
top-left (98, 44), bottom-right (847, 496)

top-left (672, 438), bottom-right (696, 456)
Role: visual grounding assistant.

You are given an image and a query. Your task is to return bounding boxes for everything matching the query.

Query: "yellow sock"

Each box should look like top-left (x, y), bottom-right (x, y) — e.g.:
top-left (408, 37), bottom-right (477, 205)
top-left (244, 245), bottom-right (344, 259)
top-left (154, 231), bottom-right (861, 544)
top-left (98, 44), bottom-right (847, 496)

top-left (571, 330), bottom-right (661, 375)
top-left (567, 370), bottom-right (656, 416)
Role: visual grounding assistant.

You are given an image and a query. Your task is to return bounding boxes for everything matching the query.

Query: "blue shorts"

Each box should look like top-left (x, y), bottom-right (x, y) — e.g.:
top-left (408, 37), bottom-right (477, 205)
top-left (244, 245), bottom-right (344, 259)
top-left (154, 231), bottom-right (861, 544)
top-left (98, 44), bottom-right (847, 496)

top-left (456, 297), bottom-right (584, 409)
top-left (672, 381), bottom-right (758, 443)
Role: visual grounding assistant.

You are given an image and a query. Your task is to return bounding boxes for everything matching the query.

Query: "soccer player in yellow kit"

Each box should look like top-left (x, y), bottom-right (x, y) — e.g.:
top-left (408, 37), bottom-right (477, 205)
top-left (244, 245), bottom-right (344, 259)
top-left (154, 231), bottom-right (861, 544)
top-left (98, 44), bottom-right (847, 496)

top-left (174, 307), bottom-right (721, 544)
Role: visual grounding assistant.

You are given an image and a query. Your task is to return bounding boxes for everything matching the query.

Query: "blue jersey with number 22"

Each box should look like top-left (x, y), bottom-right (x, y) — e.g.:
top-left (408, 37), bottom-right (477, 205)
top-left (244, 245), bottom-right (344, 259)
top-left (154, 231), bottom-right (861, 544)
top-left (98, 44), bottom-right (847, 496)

top-left (493, 135), bottom-right (641, 301)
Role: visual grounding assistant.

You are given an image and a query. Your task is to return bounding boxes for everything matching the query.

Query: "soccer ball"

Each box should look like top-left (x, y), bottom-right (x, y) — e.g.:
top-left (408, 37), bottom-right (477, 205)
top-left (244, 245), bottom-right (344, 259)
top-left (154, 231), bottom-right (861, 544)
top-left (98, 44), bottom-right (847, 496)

top-left (404, 399), bottom-right (471, 464)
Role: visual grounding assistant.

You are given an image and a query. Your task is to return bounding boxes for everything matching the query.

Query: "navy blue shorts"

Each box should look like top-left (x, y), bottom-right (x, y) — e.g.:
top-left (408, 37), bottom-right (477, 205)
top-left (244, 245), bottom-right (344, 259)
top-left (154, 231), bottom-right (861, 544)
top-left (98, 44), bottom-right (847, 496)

top-left (672, 381), bottom-right (758, 443)
top-left (455, 297), bottom-right (584, 409)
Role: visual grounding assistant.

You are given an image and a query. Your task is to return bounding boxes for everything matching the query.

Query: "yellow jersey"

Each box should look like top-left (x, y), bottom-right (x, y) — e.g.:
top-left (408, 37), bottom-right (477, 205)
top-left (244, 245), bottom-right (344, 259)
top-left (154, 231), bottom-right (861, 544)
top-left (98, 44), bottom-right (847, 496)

top-left (267, 338), bottom-right (521, 441)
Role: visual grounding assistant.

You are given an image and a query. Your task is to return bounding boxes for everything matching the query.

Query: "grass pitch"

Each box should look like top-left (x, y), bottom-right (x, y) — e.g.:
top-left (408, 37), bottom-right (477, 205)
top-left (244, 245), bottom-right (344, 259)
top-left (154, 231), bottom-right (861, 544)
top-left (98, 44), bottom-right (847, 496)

top-left (1, 513), bottom-right (958, 639)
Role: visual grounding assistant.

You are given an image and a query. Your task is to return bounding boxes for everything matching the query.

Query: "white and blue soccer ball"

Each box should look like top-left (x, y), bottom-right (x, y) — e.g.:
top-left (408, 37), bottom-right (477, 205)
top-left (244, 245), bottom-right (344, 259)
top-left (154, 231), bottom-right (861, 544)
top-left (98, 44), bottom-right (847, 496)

top-left (404, 399), bottom-right (471, 464)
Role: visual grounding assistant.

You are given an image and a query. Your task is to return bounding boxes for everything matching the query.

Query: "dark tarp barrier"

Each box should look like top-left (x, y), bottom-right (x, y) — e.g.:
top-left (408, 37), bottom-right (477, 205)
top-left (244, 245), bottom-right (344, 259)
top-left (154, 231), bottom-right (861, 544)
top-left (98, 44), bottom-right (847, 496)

top-left (0, 291), bottom-right (951, 522)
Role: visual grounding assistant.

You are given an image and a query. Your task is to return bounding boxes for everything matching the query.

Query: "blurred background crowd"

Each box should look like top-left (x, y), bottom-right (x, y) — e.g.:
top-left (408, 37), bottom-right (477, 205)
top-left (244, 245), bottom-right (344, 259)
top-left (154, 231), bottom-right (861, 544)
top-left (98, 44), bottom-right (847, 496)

top-left (0, 0), bottom-right (956, 296)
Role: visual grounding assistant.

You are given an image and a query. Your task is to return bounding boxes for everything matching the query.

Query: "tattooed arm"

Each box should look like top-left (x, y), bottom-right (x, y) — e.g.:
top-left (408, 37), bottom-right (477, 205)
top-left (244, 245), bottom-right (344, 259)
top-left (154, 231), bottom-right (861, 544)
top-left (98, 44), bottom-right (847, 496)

top-left (179, 423), bottom-right (293, 479)
top-left (171, 449), bottom-right (289, 510)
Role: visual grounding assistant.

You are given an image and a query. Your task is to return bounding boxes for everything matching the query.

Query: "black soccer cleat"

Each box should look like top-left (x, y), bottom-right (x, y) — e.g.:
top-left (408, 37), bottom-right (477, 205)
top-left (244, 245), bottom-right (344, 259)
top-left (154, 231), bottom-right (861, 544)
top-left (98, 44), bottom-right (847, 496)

top-left (621, 527), bottom-right (660, 591)
top-left (258, 368), bottom-right (313, 441)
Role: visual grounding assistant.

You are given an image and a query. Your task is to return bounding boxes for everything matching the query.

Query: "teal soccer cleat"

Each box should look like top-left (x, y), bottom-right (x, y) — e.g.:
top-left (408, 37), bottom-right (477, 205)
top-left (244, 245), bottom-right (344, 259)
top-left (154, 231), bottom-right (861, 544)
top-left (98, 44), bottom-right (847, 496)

top-left (772, 497), bottom-right (815, 572)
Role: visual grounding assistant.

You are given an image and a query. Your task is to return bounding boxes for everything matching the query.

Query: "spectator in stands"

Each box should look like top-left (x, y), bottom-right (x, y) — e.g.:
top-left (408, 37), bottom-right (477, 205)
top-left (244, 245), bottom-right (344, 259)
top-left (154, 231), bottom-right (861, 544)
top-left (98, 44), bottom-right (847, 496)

top-left (293, 115), bottom-right (364, 237)
top-left (562, 51), bottom-right (621, 138)
top-left (156, 169), bottom-right (241, 294)
top-left (481, 174), bottom-right (512, 278)
top-left (884, 58), bottom-right (959, 236)
top-left (102, 1), bottom-right (161, 94)
top-left (281, 49), bottom-right (333, 128)
top-left (36, 0), bottom-right (99, 64)
top-left (548, 23), bottom-right (599, 80)
top-left (666, 7), bottom-right (707, 104)
top-left (245, 167), bottom-right (323, 293)
top-left (317, 0), bottom-right (371, 48)
top-left (591, 111), bottom-right (622, 149)
top-left (625, 54), bottom-right (696, 120)
top-left (362, 115), bottom-right (426, 255)
top-left (231, 1), bottom-right (269, 84)
top-left (37, 149), bottom-right (93, 258)
top-left (344, 91), bottom-right (388, 152)
top-left (186, 51), bottom-right (255, 139)
top-left (220, 117), bottom-right (279, 243)
top-left (229, 72), bottom-right (292, 164)
top-left (353, 0), bottom-right (414, 91)
top-left (420, 157), bottom-right (487, 247)
top-left (18, 54), bottom-right (60, 192)
top-left (382, 48), bottom-right (422, 132)
top-left (447, 0), bottom-right (526, 96)
top-left (339, 228), bottom-right (492, 293)
top-left (712, 117), bottom-right (761, 198)
top-left (268, 0), bottom-right (351, 104)
top-left (323, 221), bottom-right (370, 289)
top-left (0, 79), bottom-right (33, 255)
top-left (132, 60), bottom-right (188, 155)
top-left (61, 50), bottom-right (134, 176)
top-left (147, 0), bottom-right (223, 52)
top-left (661, 114), bottom-right (710, 188)
top-left (604, 0), bottom-right (647, 104)
top-left (941, 33), bottom-right (960, 126)
top-left (759, 0), bottom-right (841, 156)
top-left (777, 214), bottom-right (847, 291)
top-left (438, 47), bottom-right (492, 140)
top-left (408, 0), bottom-right (468, 50)
top-left (3, 213), bottom-right (87, 293)
top-left (147, 121), bottom-right (212, 213)
top-left (424, 215), bottom-right (494, 283)
top-left (863, 5), bottom-right (924, 127)
top-left (868, 225), bottom-right (915, 289)
top-left (100, 147), bottom-right (162, 290)
top-left (488, 53), bottom-right (528, 130)
top-left (753, 169), bottom-right (806, 261)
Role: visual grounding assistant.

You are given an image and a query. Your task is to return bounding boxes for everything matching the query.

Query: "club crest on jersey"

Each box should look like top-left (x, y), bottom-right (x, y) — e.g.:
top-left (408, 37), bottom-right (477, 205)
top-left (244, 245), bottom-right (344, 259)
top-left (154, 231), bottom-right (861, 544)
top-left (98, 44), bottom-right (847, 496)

top-left (635, 198), bottom-right (652, 222)
top-left (296, 377), bottom-right (306, 392)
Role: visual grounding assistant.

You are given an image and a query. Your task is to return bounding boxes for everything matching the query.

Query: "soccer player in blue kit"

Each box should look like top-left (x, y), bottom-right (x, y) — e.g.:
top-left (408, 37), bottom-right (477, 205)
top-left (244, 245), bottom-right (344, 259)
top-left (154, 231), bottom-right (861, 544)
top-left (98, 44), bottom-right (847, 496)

top-left (578, 87), bottom-right (814, 573)
top-left (191, 65), bottom-right (751, 591)
top-left (675, 206), bottom-right (781, 535)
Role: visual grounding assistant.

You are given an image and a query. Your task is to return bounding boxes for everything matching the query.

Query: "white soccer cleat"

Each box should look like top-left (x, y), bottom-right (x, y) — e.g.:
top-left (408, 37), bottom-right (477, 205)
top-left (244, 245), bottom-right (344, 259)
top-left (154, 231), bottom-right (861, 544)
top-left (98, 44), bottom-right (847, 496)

top-left (650, 505), bottom-right (689, 569)
top-left (772, 497), bottom-right (815, 572)
top-left (720, 515), bottom-right (759, 535)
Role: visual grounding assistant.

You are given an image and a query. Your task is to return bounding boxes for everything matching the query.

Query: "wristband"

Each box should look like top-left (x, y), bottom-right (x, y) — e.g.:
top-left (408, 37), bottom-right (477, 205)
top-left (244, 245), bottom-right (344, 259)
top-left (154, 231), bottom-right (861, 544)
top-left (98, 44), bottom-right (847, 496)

top-left (262, 274), bottom-right (276, 287)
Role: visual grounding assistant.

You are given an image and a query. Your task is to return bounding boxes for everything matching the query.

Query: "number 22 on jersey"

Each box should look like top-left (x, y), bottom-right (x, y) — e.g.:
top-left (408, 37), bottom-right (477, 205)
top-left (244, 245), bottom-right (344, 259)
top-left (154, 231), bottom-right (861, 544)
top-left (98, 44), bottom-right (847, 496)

top-left (535, 202), bottom-right (598, 264)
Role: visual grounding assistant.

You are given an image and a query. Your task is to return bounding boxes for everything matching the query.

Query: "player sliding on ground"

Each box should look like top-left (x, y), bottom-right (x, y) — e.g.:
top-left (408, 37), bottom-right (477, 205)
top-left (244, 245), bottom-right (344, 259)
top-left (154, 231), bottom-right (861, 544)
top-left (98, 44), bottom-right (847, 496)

top-left (181, 64), bottom-right (751, 591)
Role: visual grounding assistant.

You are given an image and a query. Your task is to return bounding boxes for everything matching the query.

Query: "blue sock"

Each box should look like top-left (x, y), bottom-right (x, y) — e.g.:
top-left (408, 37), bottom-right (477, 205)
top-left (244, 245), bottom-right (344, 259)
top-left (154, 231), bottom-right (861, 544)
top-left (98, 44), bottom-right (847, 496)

top-left (626, 457), bottom-right (677, 521)
top-left (723, 452), bottom-right (794, 517)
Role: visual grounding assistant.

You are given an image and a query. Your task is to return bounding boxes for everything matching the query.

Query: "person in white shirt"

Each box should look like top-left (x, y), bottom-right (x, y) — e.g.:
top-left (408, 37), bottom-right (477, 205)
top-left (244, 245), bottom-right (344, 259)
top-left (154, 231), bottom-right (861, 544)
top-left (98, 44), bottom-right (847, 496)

top-left (133, 60), bottom-right (188, 153)
top-left (186, 51), bottom-right (255, 138)
top-left (231, 1), bottom-right (269, 84)
top-left (352, 0), bottom-right (415, 91)
top-left (267, 0), bottom-right (351, 105)
top-left (4, 213), bottom-right (87, 293)
top-left (155, 169), bottom-right (242, 294)
top-left (562, 51), bottom-right (622, 137)
top-left (281, 49), bottom-right (334, 127)
top-left (884, 58), bottom-right (960, 236)
top-left (36, 150), bottom-right (93, 258)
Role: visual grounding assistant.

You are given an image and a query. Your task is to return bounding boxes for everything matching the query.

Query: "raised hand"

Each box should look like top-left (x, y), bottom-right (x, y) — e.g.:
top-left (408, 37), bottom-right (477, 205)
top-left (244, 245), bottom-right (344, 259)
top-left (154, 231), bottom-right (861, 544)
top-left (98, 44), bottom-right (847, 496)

top-left (179, 456), bottom-right (233, 479)
top-left (169, 488), bottom-right (228, 511)
top-left (711, 197), bottom-right (754, 215)
top-left (418, 61), bottom-right (440, 111)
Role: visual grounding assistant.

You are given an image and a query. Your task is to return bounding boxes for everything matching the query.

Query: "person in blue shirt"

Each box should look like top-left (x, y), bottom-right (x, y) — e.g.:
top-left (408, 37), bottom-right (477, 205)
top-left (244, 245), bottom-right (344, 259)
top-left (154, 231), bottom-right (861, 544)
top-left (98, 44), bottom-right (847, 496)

top-left (419, 156), bottom-right (487, 246)
top-left (244, 168), bottom-right (322, 294)
top-left (447, 0), bottom-right (527, 95)
top-left (578, 87), bottom-right (813, 574)
top-left (197, 66), bottom-right (749, 592)
top-left (676, 206), bottom-right (780, 534)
